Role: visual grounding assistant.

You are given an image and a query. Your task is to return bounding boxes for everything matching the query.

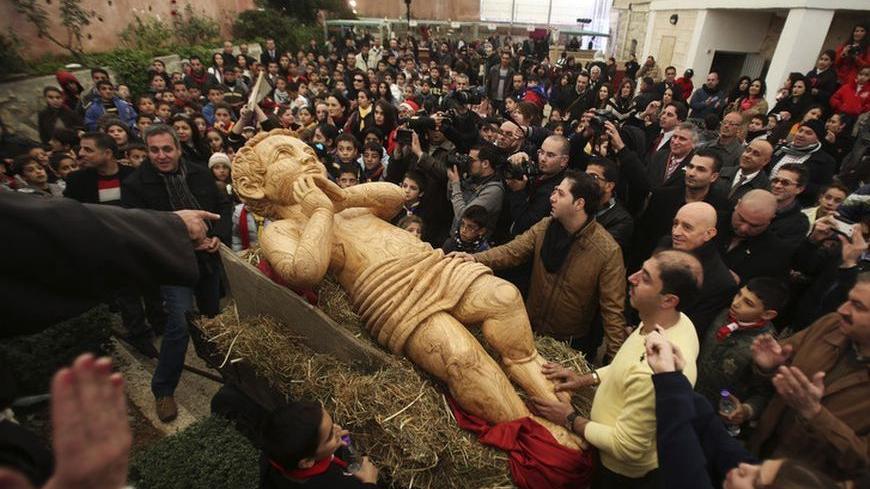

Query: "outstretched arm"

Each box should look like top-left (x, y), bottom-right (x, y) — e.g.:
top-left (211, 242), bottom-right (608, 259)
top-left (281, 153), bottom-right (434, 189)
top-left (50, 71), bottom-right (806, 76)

top-left (332, 181), bottom-right (406, 221)
top-left (261, 177), bottom-right (335, 289)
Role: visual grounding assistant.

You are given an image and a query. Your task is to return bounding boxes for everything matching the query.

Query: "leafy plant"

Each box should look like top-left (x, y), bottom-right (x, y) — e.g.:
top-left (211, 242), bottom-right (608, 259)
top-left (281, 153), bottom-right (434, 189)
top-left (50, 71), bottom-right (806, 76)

top-left (129, 416), bottom-right (259, 489)
top-left (232, 9), bottom-right (322, 56)
top-left (173, 4), bottom-right (221, 47)
top-left (119, 14), bottom-right (175, 52)
top-left (0, 32), bottom-right (27, 76)
top-left (11, 0), bottom-right (94, 58)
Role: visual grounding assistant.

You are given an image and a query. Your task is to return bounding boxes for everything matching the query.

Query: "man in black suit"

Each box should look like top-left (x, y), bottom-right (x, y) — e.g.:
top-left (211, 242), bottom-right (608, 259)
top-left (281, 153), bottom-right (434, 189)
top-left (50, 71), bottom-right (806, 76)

top-left (719, 189), bottom-right (792, 283)
top-left (667, 201), bottom-right (738, 336)
top-left (646, 121), bottom-right (697, 189)
top-left (717, 139), bottom-right (773, 206)
top-left (768, 163), bottom-right (810, 246)
top-left (260, 38), bottom-right (279, 66)
top-left (654, 65), bottom-right (683, 101)
top-left (586, 157), bottom-right (634, 259)
top-left (633, 148), bottom-right (727, 269)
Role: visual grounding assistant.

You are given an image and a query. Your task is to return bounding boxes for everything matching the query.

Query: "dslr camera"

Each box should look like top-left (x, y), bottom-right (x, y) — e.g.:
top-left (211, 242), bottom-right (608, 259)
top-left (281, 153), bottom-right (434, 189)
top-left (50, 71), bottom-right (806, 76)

top-left (504, 158), bottom-right (540, 180)
top-left (587, 109), bottom-right (617, 137)
top-left (447, 153), bottom-right (472, 174)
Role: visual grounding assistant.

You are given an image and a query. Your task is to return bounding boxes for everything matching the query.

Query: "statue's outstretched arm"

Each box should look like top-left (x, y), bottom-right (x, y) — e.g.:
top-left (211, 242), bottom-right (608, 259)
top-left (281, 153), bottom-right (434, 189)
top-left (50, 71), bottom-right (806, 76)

top-left (339, 182), bottom-right (405, 221)
top-left (261, 178), bottom-right (335, 289)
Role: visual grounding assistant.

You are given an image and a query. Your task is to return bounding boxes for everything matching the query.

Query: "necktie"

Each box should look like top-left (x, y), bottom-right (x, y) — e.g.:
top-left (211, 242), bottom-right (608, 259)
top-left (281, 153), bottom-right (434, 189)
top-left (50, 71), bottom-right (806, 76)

top-left (729, 173), bottom-right (748, 199)
top-left (649, 132), bottom-right (664, 157)
top-left (664, 154), bottom-right (680, 181)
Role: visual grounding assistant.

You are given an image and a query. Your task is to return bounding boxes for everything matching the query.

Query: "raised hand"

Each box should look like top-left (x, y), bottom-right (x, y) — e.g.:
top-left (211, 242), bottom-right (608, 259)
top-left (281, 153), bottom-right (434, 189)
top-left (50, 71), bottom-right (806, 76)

top-left (293, 175), bottom-right (333, 216)
top-left (43, 354), bottom-right (131, 489)
top-left (773, 366), bottom-right (825, 420)
top-left (751, 334), bottom-right (792, 371)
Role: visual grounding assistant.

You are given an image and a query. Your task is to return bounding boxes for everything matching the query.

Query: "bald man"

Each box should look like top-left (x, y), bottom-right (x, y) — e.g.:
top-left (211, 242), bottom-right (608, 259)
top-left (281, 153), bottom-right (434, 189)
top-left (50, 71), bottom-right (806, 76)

top-left (705, 111), bottom-right (746, 168)
top-left (665, 202), bottom-right (738, 335)
top-left (719, 189), bottom-right (792, 282)
top-left (717, 139), bottom-right (773, 205)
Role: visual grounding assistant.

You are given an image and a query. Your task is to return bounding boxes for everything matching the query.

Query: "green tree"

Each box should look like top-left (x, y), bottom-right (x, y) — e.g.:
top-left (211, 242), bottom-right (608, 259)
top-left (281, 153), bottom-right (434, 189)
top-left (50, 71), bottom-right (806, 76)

top-left (11, 0), bottom-right (94, 58)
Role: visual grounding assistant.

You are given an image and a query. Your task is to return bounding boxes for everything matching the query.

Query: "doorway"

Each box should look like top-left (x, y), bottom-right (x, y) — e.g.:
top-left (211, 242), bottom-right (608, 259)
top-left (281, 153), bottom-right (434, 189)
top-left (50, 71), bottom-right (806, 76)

top-left (711, 51), bottom-right (747, 96)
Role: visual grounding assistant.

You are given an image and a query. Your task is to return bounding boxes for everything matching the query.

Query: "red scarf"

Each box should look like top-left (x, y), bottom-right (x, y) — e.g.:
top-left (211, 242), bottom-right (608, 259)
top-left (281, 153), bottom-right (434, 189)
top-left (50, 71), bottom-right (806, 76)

top-left (715, 314), bottom-right (767, 342)
top-left (268, 454), bottom-right (348, 480)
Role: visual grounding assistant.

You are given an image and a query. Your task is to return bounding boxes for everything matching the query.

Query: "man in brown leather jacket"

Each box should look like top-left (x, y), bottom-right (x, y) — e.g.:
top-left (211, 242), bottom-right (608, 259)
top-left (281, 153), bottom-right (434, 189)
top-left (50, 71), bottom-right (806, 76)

top-left (453, 169), bottom-right (627, 362)
top-left (748, 274), bottom-right (870, 481)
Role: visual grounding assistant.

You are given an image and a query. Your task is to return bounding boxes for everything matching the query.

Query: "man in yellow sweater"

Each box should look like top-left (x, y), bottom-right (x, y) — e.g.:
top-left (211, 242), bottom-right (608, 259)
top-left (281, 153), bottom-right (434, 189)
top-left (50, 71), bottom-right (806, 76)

top-left (532, 249), bottom-right (703, 488)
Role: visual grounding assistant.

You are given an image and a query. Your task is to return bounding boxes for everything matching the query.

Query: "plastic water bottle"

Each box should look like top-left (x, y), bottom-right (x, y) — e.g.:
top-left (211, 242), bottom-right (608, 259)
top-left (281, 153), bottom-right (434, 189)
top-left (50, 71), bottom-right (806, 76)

top-left (719, 390), bottom-right (742, 437)
top-left (341, 435), bottom-right (363, 472)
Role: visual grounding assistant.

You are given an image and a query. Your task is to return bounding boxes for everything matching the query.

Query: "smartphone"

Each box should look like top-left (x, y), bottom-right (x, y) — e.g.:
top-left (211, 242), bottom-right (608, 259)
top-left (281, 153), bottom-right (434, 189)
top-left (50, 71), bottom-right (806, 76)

top-left (832, 216), bottom-right (856, 240)
top-left (396, 128), bottom-right (413, 145)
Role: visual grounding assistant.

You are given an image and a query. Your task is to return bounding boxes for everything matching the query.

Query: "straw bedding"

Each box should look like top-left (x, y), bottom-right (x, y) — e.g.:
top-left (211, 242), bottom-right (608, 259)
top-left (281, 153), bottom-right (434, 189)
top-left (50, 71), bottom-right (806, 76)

top-left (199, 251), bottom-right (593, 489)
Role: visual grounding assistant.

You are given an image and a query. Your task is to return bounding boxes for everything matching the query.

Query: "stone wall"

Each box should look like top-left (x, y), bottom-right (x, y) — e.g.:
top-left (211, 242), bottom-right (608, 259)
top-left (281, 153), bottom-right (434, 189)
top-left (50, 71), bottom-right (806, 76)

top-left (0, 0), bottom-right (256, 60)
top-left (0, 68), bottom-right (103, 142)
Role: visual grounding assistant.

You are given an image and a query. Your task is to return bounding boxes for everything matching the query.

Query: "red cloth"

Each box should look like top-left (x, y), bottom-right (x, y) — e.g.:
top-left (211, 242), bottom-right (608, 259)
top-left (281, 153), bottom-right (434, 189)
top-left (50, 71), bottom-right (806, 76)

top-left (447, 397), bottom-right (594, 489)
top-left (256, 260), bottom-right (319, 305)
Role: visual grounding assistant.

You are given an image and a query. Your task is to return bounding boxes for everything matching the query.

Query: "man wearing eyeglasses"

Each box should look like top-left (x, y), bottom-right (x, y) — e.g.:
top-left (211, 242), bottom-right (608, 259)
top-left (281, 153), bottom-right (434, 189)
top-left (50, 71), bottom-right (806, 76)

top-left (768, 163), bottom-right (810, 245)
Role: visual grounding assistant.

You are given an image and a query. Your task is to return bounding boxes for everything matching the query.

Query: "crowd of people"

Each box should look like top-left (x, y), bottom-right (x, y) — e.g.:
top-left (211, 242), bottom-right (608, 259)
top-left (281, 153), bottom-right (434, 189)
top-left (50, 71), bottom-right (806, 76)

top-left (1, 20), bottom-right (869, 489)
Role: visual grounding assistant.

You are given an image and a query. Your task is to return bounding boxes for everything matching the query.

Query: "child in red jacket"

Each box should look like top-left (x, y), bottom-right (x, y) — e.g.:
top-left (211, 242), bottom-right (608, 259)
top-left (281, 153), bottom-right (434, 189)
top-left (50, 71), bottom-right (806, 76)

top-left (830, 66), bottom-right (870, 118)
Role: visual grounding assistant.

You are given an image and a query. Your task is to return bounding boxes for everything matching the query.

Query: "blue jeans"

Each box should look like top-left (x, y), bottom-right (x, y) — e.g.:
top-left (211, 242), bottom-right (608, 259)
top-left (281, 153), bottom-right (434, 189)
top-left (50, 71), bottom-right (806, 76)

top-left (151, 285), bottom-right (194, 398)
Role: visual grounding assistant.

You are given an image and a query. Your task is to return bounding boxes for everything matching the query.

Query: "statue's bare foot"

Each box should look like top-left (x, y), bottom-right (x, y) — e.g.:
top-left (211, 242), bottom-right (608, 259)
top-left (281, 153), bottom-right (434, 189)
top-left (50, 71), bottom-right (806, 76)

top-left (530, 415), bottom-right (587, 451)
top-left (503, 353), bottom-right (572, 404)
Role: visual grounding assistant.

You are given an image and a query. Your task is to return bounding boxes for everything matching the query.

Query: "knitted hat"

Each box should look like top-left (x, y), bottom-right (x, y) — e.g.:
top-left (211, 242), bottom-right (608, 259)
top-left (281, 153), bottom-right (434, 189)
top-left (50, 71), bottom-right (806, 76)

top-left (208, 152), bottom-right (231, 169)
top-left (801, 119), bottom-right (826, 141)
top-left (399, 99), bottom-right (419, 114)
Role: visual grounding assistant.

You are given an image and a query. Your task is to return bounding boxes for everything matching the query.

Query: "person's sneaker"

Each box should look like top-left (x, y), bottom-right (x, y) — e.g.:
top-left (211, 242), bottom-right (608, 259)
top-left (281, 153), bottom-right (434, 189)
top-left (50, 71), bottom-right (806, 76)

top-left (123, 335), bottom-right (159, 359)
top-left (155, 396), bottom-right (178, 422)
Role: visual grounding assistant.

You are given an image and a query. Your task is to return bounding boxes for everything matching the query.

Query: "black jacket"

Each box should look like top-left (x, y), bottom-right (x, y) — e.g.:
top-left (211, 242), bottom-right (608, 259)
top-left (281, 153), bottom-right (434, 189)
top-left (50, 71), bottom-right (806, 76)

top-left (36, 106), bottom-right (82, 144)
top-left (719, 224), bottom-right (792, 283)
top-left (632, 184), bottom-right (729, 270)
top-left (63, 165), bottom-right (135, 205)
top-left (716, 166), bottom-right (769, 206)
top-left (596, 199), bottom-right (634, 260)
top-left (506, 170), bottom-right (564, 237)
top-left (121, 158), bottom-right (233, 245)
top-left (768, 202), bottom-right (810, 247)
top-left (681, 239), bottom-right (738, 336)
top-left (804, 68), bottom-right (839, 107)
top-left (654, 372), bottom-right (756, 489)
top-left (0, 193), bottom-right (198, 334)
top-left (647, 149), bottom-right (695, 189)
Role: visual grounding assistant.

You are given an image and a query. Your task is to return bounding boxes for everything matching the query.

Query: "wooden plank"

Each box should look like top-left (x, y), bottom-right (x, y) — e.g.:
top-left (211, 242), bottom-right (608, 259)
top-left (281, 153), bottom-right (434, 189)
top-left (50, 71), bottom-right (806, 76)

top-left (219, 245), bottom-right (392, 372)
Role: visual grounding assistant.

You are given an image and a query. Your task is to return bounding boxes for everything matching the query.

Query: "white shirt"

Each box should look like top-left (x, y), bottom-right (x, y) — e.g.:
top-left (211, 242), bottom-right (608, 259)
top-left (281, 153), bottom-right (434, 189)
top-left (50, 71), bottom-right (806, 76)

top-left (731, 169), bottom-right (761, 189)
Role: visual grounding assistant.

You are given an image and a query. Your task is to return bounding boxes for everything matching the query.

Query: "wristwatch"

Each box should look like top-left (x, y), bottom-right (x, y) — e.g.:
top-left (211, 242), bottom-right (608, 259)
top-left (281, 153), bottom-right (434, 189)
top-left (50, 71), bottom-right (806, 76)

top-left (591, 370), bottom-right (601, 386)
top-left (566, 410), bottom-right (580, 431)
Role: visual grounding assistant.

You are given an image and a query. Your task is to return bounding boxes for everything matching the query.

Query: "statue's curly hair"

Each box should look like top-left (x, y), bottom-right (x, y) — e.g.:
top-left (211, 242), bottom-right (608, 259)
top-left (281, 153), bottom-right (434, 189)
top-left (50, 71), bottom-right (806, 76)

top-left (232, 128), bottom-right (325, 218)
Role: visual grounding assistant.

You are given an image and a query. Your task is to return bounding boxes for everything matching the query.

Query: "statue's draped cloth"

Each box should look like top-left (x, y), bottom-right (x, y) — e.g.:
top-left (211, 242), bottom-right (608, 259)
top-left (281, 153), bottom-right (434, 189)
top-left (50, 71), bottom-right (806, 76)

top-left (350, 249), bottom-right (491, 354)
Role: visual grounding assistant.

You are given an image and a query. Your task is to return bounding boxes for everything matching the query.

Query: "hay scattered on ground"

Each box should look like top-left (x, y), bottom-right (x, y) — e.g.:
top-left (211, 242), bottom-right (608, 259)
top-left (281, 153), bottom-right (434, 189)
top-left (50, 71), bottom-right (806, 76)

top-left (207, 249), bottom-right (594, 488)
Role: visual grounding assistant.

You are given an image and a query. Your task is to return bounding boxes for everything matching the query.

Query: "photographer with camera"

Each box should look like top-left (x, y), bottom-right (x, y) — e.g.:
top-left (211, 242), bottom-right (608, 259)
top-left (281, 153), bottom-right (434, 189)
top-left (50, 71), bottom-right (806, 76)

top-left (573, 112), bottom-right (651, 217)
top-left (437, 75), bottom-right (483, 154)
top-left (445, 142), bottom-right (505, 245)
top-left (504, 134), bottom-right (570, 237)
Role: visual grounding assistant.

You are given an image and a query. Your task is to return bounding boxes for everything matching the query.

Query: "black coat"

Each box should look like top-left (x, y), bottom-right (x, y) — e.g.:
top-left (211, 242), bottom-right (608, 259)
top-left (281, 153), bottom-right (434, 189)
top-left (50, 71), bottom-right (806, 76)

top-left (121, 158), bottom-right (233, 246)
top-left (596, 200), bottom-right (634, 260)
top-left (716, 166), bottom-right (769, 206)
top-left (719, 223), bottom-right (792, 283)
top-left (768, 202), bottom-right (810, 247)
top-left (647, 149), bottom-right (695, 189)
top-left (0, 193), bottom-right (198, 335)
top-left (804, 68), bottom-right (839, 107)
top-left (63, 165), bottom-right (135, 205)
top-left (36, 106), bottom-right (82, 144)
top-left (505, 170), bottom-right (564, 237)
top-left (654, 372), bottom-right (756, 489)
top-left (681, 240), bottom-right (738, 336)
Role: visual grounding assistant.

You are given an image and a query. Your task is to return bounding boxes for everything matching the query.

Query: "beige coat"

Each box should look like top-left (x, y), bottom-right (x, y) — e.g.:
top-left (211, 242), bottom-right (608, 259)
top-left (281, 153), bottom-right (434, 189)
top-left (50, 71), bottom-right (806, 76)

top-left (475, 218), bottom-right (627, 357)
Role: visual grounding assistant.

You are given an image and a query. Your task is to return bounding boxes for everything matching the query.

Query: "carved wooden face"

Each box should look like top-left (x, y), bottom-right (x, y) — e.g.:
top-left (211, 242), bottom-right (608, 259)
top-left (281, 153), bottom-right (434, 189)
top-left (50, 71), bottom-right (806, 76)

top-left (234, 132), bottom-right (328, 212)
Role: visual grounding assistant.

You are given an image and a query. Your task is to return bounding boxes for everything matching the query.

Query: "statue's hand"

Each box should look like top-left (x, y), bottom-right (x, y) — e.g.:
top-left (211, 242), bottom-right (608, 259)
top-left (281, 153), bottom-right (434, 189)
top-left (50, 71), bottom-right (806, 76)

top-left (293, 176), bottom-right (333, 216)
top-left (312, 174), bottom-right (347, 210)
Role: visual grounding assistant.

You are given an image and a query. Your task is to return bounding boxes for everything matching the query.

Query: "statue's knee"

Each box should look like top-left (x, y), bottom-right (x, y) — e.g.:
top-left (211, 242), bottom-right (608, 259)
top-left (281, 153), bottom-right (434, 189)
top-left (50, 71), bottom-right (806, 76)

top-left (491, 281), bottom-right (523, 310)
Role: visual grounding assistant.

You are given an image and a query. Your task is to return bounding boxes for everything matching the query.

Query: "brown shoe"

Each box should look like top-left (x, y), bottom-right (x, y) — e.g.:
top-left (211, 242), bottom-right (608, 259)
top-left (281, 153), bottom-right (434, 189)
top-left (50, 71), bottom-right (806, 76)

top-left (155, 396), bottom-right (178, 422)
